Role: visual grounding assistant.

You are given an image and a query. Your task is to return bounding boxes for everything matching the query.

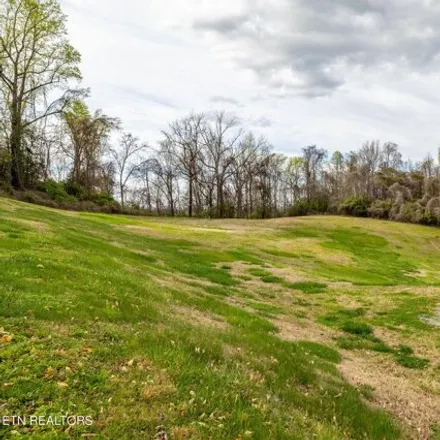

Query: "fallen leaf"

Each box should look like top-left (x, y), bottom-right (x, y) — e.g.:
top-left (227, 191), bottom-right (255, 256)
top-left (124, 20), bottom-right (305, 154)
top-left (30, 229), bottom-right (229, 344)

top-left (1, 335), bottom-right (13, 343)
top-left (44, 368), bottom-right (55, 379)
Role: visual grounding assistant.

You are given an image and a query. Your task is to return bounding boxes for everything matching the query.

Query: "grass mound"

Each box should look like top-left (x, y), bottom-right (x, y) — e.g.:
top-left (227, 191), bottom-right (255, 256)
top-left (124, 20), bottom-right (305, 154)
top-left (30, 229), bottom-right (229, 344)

top-left (2, 198), bottom-right (440, 438)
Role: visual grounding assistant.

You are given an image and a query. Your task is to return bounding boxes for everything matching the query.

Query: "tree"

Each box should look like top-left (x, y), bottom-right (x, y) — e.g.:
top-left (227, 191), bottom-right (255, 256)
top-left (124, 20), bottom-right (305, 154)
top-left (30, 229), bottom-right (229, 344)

top-left (359, 140), bottom-right (382, 196)
top-left (154, 140), bottom-right (179, 216)
top-left (382, 142), bottom-right (402, 170)
top-left (162, 113), bottom-right (205, 217)
top-left (0, 0), bottom-right (83, 189)
top-left (201, 111), bottom-right (243, 217)
top-left (285, 156), bottom-right (303, 203)
top-left (330, 151), bottom-right (344, 198)
top-left (63, 100), bottom-right (119, 195)
top-left (109, 133), bottom-right (147, 206)
top-left (302, 145), bottom-right (327, 201)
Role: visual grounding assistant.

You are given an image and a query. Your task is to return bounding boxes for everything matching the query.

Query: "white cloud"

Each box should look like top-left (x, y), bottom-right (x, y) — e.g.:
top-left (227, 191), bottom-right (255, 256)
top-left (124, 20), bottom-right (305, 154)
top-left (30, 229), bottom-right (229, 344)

top-left (59, 0), bottom-right (440, 161)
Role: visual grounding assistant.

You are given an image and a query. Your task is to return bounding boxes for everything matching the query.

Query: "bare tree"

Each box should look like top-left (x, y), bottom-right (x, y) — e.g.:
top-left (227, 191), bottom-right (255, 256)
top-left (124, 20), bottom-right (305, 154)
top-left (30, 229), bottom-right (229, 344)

top-left (162, 113), bottom-right (205, 217)
top-left (201, 111), bottom-right (243, 217)
top-left (302, 145), bottom-right (327, 202)
top-left (109, 133), bottom-right (148, 206)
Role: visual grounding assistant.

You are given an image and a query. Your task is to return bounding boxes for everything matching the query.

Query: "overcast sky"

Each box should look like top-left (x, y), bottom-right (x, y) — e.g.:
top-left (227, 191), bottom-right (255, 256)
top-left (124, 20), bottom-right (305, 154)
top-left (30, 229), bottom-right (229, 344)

top-left (59, 0), bottom-right (440, 161)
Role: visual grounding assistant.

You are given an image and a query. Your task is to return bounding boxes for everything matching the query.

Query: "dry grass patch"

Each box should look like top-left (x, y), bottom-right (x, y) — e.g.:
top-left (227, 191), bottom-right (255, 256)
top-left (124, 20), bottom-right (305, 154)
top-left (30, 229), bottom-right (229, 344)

top-left (170, 426), bottom-right (203, 439)
top-left (121, 224), bottom-right (159, 236)
top-left (8, 217), bottom-right (49, 233)
top-left (225, 297), bottom-right (255, 314)
top-left (0, 199), bottom-right (18, 211)
top-left (173, 305), bottom-right (230, 330)
top-left (269, 267), bottom-right (310, 284)
top-left (273, 317), bottom-right (336, 345)
top-left (339, 352), bottom-right (440, 439)
top-left (328, 282), bottom-right (355, 290)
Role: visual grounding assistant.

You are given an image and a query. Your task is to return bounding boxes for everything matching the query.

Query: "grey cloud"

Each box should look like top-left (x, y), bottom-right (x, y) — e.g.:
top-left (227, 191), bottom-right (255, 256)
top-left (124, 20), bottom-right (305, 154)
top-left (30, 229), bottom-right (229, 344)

top-left (193, 15), bottom-right (248, 34)
top-left (209, 95), bottom-right (241, 106)
top-left (191, 0), bottom-right (440, 97)
top-left (251, 117), bottom-right (272, 128)
top-left (111, 85), bottom-right (178, 109)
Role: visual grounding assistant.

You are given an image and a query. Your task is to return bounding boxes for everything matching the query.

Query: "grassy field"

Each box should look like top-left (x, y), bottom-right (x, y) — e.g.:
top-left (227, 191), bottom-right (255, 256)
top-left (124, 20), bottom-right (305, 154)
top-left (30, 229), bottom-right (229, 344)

top-left (1, 198), bottom-right (440, 439)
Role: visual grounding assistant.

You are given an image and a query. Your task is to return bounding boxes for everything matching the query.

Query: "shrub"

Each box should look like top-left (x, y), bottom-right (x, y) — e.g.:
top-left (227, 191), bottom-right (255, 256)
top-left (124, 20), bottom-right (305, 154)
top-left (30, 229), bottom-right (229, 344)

top-left (40, 179), bottom-right (76, 203)
top-left (90, 191), bottom-right (117, 207)
top-left (17, 191), bottom-right (57, 208)
top-left (0, 149), bottom-right (11, 183)
top-left (338, 196), bottom-right (372, 217)
top-left (0, 181), bottom-right (13, 195)
top-left (288, 199), bottom-right (329, 217)
top-left (60, 200), bottom-right (101, 212)
top-left (64, 181), bottom-right (86, 200)
top-left (368, 199), bottom-right (393, 219)
top-left (395, 201), bottom-right (421, 224)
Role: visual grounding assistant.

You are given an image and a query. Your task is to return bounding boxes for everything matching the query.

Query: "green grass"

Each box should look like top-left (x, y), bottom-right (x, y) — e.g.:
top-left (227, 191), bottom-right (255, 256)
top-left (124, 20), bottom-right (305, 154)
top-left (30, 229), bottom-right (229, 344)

top-left (395, 355), bottom-right (429, 369)
top-left (341, 321), bottom-right (374, 337)
top-left (2, 200), bottom-right (440, 438)
top-left (285, 282), bottom-right (327, 293)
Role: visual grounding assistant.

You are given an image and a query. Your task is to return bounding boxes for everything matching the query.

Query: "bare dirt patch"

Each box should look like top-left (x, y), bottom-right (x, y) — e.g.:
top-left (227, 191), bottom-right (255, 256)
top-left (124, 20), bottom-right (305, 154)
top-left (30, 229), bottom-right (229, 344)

top-left (339, 352), bottom-right (440, 439)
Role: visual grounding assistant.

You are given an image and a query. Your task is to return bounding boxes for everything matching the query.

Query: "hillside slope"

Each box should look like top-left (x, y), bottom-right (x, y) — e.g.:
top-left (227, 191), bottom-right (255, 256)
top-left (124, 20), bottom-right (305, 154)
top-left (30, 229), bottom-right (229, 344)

top-left (1, 198), bottom-right (440, 439)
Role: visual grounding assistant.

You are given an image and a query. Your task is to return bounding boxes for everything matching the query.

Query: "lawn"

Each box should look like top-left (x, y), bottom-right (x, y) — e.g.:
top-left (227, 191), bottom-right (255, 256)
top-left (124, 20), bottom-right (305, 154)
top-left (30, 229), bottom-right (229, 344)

top-left (1, 198), bottom-right (440, 439)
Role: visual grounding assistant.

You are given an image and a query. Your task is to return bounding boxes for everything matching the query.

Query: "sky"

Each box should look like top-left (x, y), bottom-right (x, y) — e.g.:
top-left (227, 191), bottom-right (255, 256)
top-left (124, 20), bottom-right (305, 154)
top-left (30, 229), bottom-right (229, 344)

top-left (59, 0), bottom-right (440, 161)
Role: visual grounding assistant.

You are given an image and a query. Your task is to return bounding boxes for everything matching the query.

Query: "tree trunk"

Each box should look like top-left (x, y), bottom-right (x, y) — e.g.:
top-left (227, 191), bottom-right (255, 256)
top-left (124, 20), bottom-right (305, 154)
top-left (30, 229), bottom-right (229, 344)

top-left (120, 179), bottom-right (124, 206)
top-left (10, 111), bottom-right (23, 189)
top-left (188, 174), bottom-right (193, 217)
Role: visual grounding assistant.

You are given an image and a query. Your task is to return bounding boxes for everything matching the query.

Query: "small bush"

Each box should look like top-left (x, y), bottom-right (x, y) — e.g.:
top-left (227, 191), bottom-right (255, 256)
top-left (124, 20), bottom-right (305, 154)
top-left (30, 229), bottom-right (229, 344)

top-left (64, 181), bottom-right (86, 199)
top-left (288, 199), bottom-right (329, 217)
top-left (338, 196), bottom-right (372, 217)
top-left (0, 181), bottom-right (13, 195)
top-left (90, 191), bottom-right (117, 207)
top-left (17, 191), bottom-right (57, 208)
top-left (40, 179), bottom-right (76, 203)
top-left (397, 201), bottom-right (423, 224)
top-left (368, 199), bottom-right (393, 219)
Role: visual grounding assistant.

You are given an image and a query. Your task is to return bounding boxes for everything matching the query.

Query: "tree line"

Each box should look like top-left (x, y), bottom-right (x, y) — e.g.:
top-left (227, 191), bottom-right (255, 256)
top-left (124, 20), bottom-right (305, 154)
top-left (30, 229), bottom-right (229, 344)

top-left (1, 0), bottom-right (440, 226)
